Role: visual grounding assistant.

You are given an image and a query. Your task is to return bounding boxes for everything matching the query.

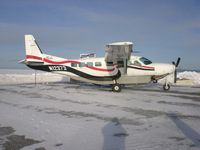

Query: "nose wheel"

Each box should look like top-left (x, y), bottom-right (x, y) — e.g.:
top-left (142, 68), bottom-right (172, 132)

top-left (163, 84), bottom-right (170, 91)
top-left (112, 84), bottom-right (121, 92)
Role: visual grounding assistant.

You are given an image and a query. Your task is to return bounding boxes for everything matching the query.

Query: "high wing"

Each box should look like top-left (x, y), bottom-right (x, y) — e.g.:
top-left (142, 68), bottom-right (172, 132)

top-left (105, 42), bottom-right (133, 74)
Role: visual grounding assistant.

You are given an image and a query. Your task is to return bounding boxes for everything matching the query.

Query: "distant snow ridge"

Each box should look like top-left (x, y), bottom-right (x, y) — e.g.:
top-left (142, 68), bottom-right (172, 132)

top-left (0, 70), bottom-right (69, 85)
top-left (178, 71), bottom-right (200, 85)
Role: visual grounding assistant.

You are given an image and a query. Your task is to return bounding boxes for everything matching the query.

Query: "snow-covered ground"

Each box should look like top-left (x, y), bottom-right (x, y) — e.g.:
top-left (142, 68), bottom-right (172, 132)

top-left (0, 69), bottom-right (200, 150)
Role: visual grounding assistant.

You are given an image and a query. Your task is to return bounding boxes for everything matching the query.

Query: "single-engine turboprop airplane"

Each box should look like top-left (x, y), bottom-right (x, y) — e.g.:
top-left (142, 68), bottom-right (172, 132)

top-left (21, 35), bottom-right (180, 92)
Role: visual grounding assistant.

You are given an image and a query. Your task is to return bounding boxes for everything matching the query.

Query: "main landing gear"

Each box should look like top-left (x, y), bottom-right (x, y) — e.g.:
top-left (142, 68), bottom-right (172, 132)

top-left (112, 84), bottom-right (121, 92)
top-left (112, 80), bottom-right (121, 92)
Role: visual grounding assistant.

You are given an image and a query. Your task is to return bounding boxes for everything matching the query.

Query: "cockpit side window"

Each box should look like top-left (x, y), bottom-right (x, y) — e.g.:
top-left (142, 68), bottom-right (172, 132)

top-left (139, 57), bottom-right (152, 65)
top-left (133, 60), bottom-right (141, 66)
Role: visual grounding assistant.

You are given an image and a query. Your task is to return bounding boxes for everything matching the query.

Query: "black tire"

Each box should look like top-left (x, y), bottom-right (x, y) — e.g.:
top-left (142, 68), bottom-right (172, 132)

top-left (112, 84), bottom-right (121, 92)
top-left (163, 84), bottom-right (170, 91)
top-left (153, 80), bottom-right (158, 83)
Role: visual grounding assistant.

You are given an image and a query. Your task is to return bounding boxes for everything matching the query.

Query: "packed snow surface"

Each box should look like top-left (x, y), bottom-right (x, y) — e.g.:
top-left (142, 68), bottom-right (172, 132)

top-left (0, 69), bottom-right (200, 150)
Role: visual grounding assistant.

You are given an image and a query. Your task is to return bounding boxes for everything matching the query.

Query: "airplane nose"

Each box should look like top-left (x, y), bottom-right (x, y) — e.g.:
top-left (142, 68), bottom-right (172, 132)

top-left (169, 64), bottom-right (176, 74)
top-left (155, 64), bottom-right (175, 75)
top-left (166, 64), bottom-right (175, 74)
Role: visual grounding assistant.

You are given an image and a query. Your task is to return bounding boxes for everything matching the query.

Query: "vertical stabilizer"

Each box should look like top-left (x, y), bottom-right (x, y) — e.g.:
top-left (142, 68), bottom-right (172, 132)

top-left (25, 35), bottom-right (43, 62)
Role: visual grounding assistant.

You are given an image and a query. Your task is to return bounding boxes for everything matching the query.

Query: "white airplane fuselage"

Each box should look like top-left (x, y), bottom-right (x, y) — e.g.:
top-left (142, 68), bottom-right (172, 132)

top-left (26, 53), bottom-right (175, 85)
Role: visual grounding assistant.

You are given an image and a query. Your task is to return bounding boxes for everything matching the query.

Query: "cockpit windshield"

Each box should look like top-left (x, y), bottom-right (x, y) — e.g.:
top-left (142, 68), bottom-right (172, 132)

top-left (139, 57), bottom-right (152, 65)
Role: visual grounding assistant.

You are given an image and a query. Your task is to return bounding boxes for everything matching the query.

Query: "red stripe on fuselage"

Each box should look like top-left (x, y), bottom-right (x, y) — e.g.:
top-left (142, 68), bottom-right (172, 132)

top-left (133, 64), bottom-right (155, 69)
top-left (43, 58), bottom-right (80, 64)
top-left (26, 55), bottom-right (43, 61)
top-left (25, 55), bottom-right (115, 72)
top-left (141, 65), bottom-right (154, 69)
top-left (86, 66), bottom-right (114, 72)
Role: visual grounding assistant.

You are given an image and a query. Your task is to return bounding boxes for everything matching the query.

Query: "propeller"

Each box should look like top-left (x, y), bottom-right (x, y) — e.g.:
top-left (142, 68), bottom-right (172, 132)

top-left (172, 57), bottom-right (181, 83)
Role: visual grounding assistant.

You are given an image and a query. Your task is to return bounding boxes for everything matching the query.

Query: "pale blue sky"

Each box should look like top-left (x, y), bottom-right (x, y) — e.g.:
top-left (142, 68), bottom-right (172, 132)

top-left (0, 0), bottom-right (199, 70)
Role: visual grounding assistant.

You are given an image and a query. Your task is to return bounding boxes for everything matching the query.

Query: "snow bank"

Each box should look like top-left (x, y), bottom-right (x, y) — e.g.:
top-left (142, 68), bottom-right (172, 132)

top-left (0, 69), bottom-right (69, 85)
top-left (155, 71), bottom-right (200, 86)
top-left (177, 71), bottom-right (200, 85)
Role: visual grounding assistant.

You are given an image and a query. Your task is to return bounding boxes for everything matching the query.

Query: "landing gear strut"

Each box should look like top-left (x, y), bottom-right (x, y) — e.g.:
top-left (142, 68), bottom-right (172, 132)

top-left (112, 84), bottom-right (121, 92)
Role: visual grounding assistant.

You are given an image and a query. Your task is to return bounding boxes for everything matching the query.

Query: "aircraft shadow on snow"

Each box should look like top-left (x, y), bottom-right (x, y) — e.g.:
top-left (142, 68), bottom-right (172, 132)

top-left (167, 113), bottom-right (200, 148)
top-left (102, 118), bottom-right (128, 150)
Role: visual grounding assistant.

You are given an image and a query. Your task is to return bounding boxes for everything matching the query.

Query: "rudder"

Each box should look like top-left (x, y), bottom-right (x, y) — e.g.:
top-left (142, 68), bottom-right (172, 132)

top-left (25, 34), bottom-right (43, 62)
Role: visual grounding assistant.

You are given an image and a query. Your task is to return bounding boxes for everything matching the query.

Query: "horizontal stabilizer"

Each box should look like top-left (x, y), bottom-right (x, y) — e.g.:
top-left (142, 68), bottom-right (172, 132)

top-left (18, 59), bottom-right (44, 66)
top-left (18, 59), bottom-right (26, 64)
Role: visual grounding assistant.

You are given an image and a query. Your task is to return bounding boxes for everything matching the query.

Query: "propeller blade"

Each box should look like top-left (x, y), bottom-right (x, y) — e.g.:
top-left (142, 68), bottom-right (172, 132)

top-left (172, 57), bottom-right (180, 83)
top-left (174, 70), bottom-right (177, 83)
top-left (176, 57), bottom-right (181, 67)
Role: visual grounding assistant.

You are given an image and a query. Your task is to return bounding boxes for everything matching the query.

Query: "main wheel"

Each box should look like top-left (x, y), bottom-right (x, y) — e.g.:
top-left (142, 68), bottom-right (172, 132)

top-left (112, 84), bottom-right (121, 92)
top-left (163, 84), bottom-right (170, 91)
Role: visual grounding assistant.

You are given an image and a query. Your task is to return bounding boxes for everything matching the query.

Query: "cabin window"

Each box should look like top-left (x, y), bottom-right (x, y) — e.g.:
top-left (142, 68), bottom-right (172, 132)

top-left (133, 60), bottom-right (141, 66)
top-left (129, 60), bottom-right (135, 65)
top-left (71, 63), bottom-right (77, 67)
top-left (95, 62), bottom-right (102, 67)
top-left (86, 62), bottom-right (93, 67)
top-left (139, 57), bottom-right (152, 65)
top-left (106, 62), bottom-right (113, 66)
top-left (79, 62), bottom-right (86, 67)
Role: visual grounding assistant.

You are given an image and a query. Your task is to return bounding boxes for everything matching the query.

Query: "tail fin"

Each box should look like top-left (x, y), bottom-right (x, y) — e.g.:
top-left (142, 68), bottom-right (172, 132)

top-left (25, 34), bottom-right (43, 62)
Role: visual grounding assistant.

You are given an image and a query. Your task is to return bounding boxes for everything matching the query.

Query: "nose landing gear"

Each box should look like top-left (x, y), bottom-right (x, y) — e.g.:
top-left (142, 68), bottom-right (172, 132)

top-left (163, 84), bottom-right (170, 91)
